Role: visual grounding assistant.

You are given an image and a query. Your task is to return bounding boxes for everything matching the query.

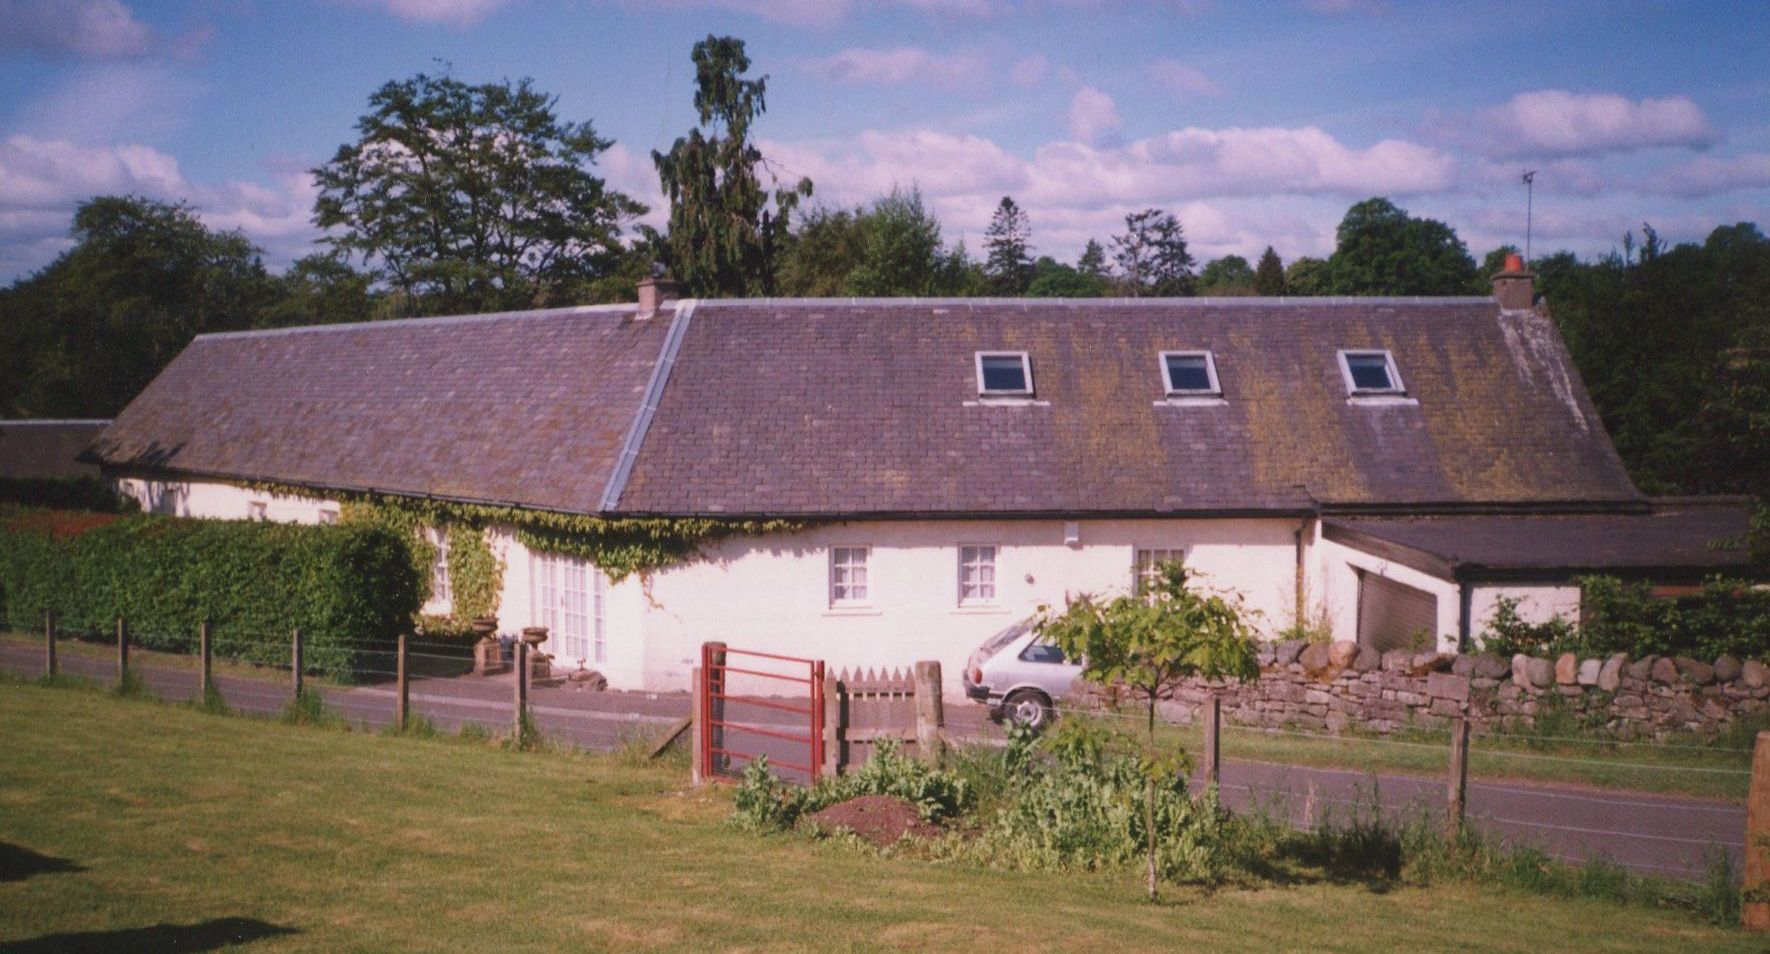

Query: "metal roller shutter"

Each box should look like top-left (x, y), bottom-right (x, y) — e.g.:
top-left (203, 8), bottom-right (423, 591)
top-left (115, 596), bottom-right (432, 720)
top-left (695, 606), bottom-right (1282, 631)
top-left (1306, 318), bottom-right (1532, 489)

top-left (1356, 571), bottom-right (1438, 653)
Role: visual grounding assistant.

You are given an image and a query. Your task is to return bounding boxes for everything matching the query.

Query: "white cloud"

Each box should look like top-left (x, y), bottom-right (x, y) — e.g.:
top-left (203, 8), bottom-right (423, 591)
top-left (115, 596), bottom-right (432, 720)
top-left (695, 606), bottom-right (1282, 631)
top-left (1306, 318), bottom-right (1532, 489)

top-left (1009, 54), bottom-right (1048, 87)
top-left (362, 0), bottom-right (514, 26)
top-left (1642, 153), bottom-right (1770, 197)
top-left (14, 63), bottom-right (202, 144)
top-left (1454, 90), bottom-right (1718, 158)
top-left (803, 46), bottom-right (986, 89)
top-left (0, 136), bottom-right (324, 278)
top-left (1067, 86), bottom-right (1122, 144)
top-left (1147, 59), bottom-right (1223, 99)
top-left (0, 0), bottom-right (154, 59)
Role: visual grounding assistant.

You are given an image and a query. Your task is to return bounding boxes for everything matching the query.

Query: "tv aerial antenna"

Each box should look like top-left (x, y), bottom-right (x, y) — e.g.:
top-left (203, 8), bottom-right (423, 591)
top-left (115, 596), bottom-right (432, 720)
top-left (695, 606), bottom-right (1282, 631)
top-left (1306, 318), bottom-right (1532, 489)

top-left (1521, 170), bottom-right (1537, 263)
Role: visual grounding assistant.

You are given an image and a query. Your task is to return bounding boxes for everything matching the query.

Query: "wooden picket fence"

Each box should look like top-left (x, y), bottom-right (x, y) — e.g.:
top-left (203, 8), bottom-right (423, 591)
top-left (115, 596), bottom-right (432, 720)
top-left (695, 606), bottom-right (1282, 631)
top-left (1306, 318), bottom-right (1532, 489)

top-left (819, 660), bottom-right (944, 778)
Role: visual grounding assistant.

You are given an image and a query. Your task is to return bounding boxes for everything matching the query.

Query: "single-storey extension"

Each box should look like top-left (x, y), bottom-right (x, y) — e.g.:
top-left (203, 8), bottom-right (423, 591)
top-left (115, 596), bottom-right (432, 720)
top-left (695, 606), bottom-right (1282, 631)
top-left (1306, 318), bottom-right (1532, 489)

top-left (82, 264), bottom-right (1754, 692)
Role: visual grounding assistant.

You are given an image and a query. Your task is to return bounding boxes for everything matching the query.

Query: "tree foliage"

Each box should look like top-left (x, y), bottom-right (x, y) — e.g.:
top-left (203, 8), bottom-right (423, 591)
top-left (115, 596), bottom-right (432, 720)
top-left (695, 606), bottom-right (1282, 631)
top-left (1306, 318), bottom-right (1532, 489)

top-left (0, 196), bottom-right (276, 417)
top-left (1327, 197), bottom-right (1478, 296)
top-left (1037, 562), bottom-right (1259, 900)
top-left (1254, 246), bottom-right (1286, 295)
top-left (1197, 255), bottom-right (1255, 296)
top-left (314, 72), bottom-right (642, 316)
top-left (1027, 256), bottom-right (1109, 298)
top-left (1111, 209), bottom-right (1195, 296)
top-left (848, 187), bottom-right (947, 296)
top-left (653, 35), bottom-right (812, 297)
top-left (1283, 256), bottom-right (1330, 295)
top-left (983, 196), bottom-right (1035, 294)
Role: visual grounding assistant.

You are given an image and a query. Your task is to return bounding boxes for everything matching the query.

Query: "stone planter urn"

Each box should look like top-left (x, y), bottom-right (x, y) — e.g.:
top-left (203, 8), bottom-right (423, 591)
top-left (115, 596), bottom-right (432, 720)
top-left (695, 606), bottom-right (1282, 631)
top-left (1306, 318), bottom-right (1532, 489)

top-left (521, 627), bottom-right (552, 681)
top-left (472, 616), bottom-right (507, 676)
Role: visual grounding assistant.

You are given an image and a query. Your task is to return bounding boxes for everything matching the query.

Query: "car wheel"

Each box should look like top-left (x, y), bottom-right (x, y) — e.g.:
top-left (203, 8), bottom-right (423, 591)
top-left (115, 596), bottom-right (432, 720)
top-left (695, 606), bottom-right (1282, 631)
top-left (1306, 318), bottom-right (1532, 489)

top-left (1003, 689), bottom-right (1054, 732)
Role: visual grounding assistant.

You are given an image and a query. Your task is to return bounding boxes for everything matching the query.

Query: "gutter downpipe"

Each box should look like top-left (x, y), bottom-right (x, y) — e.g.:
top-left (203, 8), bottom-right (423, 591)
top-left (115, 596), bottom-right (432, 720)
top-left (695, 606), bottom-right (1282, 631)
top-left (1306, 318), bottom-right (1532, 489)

top-left (1457, 576), bottom-right (1473, 653)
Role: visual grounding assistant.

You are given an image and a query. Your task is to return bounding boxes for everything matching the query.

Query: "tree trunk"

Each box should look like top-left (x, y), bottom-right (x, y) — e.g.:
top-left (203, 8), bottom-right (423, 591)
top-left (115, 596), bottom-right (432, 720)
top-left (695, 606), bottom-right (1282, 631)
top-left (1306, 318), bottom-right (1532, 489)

top-left (1145, 775), bottom-right (1158, 902)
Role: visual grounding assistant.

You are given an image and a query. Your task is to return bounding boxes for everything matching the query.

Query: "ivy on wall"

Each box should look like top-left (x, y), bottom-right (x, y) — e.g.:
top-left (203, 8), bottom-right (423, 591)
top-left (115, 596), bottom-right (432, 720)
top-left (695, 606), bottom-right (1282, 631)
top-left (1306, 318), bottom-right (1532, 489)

top-left (242, 481), bottom-right (803, 615)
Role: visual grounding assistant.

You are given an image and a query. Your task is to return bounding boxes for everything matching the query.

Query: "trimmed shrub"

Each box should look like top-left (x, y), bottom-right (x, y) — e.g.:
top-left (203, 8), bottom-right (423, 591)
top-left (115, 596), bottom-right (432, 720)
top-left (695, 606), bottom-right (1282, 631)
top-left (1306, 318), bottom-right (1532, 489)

top-left (0, 508), bottom-right (421, 679)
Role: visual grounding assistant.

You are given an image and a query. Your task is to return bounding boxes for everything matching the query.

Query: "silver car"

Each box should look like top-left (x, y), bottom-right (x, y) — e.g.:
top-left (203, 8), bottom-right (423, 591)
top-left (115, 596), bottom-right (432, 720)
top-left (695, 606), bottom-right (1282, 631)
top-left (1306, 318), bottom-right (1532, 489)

top-left (962, 618), bottom-right (1084, 730)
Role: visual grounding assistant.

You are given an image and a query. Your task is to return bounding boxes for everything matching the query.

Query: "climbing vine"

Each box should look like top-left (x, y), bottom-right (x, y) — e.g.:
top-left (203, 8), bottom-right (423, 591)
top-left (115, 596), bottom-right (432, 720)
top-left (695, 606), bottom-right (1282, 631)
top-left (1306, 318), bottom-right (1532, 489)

top-left (240, 481), bottom-right (804, 596)
top-left (445, 523), bottom-right (502, 621)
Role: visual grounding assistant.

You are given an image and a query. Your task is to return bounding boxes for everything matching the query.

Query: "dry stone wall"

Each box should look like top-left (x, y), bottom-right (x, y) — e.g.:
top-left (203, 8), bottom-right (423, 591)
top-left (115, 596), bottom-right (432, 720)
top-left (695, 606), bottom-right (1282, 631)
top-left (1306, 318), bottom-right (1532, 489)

top-left (1148, 640), bottom-right (1769, 739)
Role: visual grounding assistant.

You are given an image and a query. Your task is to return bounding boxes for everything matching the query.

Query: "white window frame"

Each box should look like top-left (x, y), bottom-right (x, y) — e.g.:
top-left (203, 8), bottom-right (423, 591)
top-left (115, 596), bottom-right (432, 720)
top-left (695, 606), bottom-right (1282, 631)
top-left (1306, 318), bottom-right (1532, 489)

top-left (533, 551), bottom-right (605, 666)
top-left (1159, 350), bottom-right (1222, 397)
top-left (1134, 547), bottom-right (1186, 596)
top-left (957, 544), bottom-right (998, 606)
top-left (1337, 349), bottom-right (1406, 396)
top-left (829, 546), bottom-right (872, 606)
top-left (974, 351), bottom-right (1034, 396)
top-left (429, 528), bottom-right (452, 608)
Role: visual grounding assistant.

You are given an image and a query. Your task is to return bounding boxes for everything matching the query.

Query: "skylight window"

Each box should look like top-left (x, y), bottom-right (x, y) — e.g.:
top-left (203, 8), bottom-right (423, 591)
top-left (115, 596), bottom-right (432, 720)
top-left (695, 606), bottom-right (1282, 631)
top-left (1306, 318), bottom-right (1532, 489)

top-left (976, 352), bottom-right (1033, 396)
top-left (1338, 350), bottom-right (1405, 396)
top-left (1160, 351), bottom-right (1221, 396)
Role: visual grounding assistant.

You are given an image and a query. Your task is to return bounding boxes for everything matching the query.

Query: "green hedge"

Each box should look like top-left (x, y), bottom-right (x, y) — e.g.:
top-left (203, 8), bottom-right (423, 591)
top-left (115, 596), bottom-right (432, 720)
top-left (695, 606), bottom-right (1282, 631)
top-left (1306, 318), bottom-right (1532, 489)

top-left (0, 509), bottom-right (421, 679)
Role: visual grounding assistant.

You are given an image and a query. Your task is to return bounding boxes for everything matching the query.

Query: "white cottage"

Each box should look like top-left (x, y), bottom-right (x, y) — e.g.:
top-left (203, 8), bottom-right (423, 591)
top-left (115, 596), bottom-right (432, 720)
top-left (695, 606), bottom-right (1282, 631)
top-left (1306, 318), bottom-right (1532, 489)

top-left (85, 266), bottom-right (1753, 694)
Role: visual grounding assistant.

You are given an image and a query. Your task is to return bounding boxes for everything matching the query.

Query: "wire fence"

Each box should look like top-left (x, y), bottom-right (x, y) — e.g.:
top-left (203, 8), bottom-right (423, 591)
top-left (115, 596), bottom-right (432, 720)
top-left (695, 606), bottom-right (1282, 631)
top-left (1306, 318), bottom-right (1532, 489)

top-left (1036, 694), bottom-right (1755, 883)
top-left (0, 610), bottom-right (687, 758)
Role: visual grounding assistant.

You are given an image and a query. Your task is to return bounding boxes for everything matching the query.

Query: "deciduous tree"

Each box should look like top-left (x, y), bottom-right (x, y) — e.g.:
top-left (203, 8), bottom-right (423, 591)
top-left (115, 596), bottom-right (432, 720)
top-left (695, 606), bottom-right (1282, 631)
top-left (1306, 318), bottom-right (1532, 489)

top-left (1326, 197), bottom-right (1477, 296)
top-left (314, 72), bottom-right (642, 315)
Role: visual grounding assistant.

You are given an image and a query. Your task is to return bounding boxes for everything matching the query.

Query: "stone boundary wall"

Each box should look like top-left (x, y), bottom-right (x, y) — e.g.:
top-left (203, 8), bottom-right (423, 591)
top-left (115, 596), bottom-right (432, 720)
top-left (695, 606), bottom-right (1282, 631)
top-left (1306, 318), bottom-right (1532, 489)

top-left (1151, 640), bottom-right (1770, 738)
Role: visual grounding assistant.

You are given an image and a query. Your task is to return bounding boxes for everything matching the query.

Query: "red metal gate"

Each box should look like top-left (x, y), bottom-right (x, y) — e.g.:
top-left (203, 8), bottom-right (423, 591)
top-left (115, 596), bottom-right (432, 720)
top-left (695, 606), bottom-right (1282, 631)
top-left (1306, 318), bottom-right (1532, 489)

top-left (698, 643), bottom-right (825, 784)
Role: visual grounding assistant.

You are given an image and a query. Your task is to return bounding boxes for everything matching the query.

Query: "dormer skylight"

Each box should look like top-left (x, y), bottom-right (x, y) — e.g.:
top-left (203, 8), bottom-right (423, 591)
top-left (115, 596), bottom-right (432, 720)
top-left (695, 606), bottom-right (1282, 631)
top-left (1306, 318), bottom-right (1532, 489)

top-left (1160, 351), bottom-right (1221, 396)
top-left (976, 352), bottom-right (1033, 396)
top-left (1338, 350), bottom-right (1405, 396)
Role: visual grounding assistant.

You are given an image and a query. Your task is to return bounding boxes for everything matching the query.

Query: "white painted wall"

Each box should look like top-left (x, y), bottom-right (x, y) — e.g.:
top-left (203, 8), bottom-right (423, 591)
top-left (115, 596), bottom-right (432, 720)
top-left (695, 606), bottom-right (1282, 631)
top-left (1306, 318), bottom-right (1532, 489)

top-left (632, 518), bottom-right (1302, 695)
top-left (1469, 584), bottom-right (1581, 647)
top-left (116, 476), bottom-right (340, 524)
top-left (110, 476), bottom-right (1590, 691)
top-left (1317, 535), bottom-right (1462, 651)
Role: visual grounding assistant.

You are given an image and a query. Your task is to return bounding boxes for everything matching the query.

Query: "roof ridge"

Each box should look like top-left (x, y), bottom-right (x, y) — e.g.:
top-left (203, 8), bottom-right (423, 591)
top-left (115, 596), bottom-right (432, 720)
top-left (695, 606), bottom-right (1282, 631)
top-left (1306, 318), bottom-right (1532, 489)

top-left (692, 295), bottom-right (1496, 308)
top-left (194, 301), bottom-right (641, 342)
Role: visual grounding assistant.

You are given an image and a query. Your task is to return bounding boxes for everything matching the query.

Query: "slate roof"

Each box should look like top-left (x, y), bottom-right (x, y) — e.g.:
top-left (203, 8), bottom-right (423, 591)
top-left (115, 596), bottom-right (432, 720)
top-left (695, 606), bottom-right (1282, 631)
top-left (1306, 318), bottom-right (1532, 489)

top-left (617, 298), bottom-right (1642, 515)
top-left (1323, 500), bottom-right (1755, 582)
top-left (88, 305), bottom-right (669, 513)
top-left (90, 296), bottom-right (1647, 517)
top-left (0, 420), bottom-right (110, 479)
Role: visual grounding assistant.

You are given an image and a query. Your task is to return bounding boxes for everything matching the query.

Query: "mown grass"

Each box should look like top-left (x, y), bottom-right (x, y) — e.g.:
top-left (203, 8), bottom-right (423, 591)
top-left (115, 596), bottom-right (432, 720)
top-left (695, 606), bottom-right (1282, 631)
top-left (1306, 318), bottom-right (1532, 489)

top-left (0, 681), bottom-right (1761, 953)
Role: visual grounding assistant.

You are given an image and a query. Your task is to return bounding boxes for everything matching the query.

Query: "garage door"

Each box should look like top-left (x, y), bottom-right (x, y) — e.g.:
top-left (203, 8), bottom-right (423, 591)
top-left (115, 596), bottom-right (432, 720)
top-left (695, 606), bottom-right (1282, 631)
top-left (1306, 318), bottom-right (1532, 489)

top-left (1356, 571), bottom-right (1438, 653)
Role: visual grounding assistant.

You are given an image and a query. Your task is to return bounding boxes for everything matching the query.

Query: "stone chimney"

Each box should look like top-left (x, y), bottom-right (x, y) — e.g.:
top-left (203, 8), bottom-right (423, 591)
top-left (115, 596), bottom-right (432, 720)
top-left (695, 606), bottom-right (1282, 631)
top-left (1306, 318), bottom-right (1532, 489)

top-left (1491, 252), bottom-right (1535, 311)
top-left (636, 276), bottom-right (683, 319)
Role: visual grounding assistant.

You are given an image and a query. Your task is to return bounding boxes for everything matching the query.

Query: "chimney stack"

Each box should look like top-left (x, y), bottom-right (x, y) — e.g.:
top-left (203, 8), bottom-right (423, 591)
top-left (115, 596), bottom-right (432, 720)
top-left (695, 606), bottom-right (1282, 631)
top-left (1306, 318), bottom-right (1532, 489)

top-left (1491, 252), bottom-right (1535, 311)
top-left (636, 276), bottom-right (683, 319)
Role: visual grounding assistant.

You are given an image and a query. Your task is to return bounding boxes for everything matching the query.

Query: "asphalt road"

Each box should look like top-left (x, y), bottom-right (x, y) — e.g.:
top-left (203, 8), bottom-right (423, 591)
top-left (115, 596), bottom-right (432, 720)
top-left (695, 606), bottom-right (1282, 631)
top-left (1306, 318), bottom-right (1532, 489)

top-left (2, 642), bottom-right (1745, 881)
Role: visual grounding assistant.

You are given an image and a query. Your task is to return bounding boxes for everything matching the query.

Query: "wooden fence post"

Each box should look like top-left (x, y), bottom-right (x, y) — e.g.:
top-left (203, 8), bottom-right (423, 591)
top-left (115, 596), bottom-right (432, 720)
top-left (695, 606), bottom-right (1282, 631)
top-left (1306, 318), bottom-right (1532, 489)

top-left (291, 627), bottom-right (303, 698)
top-left (822, 671), bottom-right (842, 778)
top-left (1203, 694), bottom-right (1222, 788)
top-left (690, 665), bottom-right (705, 785)
top-left (1745, 730), bottom-right (1770, 931)
top-left (1446, 715), bottom-right (1470, 838)
top-left (513, 640), bottom-right (529, 739)
top-left (198, 620), bottom-right (212, 697)
top-left (914, 660), bottom-right (945, 767)
top-left (43, 610), bottom-right (56, 679)
top-left (705, 642), bottom-right (727, 776)
top-left (396, 631), bottom-right (410, 732)
top-left (115, 615), bottom-right (128, 680)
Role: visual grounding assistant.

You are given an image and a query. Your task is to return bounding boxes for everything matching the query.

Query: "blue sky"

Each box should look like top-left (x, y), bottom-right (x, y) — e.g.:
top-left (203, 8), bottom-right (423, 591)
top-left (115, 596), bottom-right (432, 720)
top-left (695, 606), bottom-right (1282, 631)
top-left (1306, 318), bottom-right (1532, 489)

top-left (1, 0), bottom-right (1767, 281)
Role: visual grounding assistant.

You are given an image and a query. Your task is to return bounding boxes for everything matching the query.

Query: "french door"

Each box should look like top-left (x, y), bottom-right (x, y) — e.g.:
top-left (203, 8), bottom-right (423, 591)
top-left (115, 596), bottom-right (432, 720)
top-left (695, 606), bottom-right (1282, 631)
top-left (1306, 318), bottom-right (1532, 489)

top-left (534, 552), bottom-right (605, 667)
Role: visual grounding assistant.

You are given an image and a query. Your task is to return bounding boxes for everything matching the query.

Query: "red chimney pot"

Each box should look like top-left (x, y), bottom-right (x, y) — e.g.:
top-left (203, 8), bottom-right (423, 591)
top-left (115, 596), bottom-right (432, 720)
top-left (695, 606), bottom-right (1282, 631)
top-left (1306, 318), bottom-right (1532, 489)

top-left (1503, 252), bottom-right (1525, 273)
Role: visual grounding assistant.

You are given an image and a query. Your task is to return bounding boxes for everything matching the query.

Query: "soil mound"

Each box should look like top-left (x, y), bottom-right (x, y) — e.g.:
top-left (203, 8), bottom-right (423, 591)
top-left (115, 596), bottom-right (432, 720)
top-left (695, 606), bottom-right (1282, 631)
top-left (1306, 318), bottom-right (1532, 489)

top-left (807, 795), bottom-right (939, 847)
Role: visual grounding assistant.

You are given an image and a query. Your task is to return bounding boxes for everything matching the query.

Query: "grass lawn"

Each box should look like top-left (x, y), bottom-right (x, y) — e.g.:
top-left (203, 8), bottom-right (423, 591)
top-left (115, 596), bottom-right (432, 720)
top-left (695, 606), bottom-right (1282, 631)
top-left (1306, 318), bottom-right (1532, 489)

top-left (0, 628), bottom-right (471, 687)
top-left (0, 683), bottom-right (1759, 953)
